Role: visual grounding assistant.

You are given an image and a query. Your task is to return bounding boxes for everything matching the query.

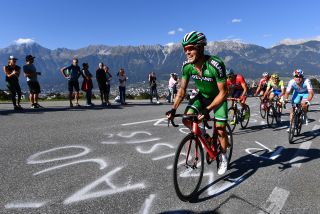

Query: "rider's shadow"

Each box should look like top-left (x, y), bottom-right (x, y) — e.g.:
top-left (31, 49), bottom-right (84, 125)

top-left (190, 146), bottom-right (320, 203)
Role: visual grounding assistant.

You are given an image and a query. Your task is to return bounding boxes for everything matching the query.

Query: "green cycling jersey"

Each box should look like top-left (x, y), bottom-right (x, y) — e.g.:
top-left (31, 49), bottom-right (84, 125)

top-left (181, 55), bottom-right (227, 98)
top-left (267, 80), bottom-right (284, 91)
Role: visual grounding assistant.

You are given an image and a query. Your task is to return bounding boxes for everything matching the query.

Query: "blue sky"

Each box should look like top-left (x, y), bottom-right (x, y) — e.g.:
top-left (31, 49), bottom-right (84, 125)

top-left (1, 0), bottom-right (320, 49)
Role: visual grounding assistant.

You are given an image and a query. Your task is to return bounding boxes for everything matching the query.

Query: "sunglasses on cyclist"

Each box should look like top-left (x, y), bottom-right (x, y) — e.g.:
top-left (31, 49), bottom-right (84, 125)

top-left (183, 45), bottom-right (197, 52)
top-left (294, 75), bottom-right (302, 78)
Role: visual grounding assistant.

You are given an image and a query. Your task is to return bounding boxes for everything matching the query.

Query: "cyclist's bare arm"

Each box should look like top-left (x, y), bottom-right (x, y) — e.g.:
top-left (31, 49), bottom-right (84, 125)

top-left (206, 82), bottom-right (228, 111)
top-left (263, 87), bottom-right (271, 98)
top-left (307, 90), bottom-right (314, 102)
top-left (284, 91), bottom-right (290, 100)
top-left (241, 81), bottom-right (248, 97)
top-left (280, 87), bottom-right (285, 97)
top-left (255, 83), bottom-right (261, 95)
top-left (2, 66), bottom-right (7, 75)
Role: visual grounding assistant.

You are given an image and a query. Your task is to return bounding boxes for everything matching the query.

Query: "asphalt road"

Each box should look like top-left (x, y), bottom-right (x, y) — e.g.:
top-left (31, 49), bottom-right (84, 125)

top-left (0, 96), bottom-right (320, 214)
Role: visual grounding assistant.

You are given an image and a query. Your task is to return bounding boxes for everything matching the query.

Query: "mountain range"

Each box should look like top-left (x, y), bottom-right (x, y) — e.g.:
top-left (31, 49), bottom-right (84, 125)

top-left (1, 41), bottom-right (320, 90)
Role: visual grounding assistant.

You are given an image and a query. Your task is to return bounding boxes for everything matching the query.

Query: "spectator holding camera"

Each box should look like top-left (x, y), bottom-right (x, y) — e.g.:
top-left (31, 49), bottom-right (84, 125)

top-left (23, 55), bottom-right (43, 108)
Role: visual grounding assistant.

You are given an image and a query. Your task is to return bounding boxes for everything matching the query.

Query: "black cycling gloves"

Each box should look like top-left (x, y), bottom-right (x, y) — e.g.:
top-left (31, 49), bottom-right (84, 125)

top-left (166, 108), bottom-right (176, 117)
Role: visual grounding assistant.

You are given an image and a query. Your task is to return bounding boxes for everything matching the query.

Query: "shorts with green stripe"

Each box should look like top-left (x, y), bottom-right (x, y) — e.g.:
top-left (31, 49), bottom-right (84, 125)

top-left (185, 93), bottom-right (227, 125)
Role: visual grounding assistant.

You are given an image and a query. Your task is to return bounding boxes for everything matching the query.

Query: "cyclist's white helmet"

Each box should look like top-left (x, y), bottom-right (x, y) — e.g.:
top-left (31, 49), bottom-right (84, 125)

top-left (262, 72), bottom-right (269, 77)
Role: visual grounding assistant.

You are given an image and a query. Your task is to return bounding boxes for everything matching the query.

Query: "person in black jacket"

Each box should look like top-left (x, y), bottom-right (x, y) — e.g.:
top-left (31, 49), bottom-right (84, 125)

top-left (96, 62), bottom-right (112, 106)
top-left (149, 71), bottom-right (160, 104)
top-left (81, 63), bottom-right (94, 106)
top-left (3, 56), bottom-right (23, 110)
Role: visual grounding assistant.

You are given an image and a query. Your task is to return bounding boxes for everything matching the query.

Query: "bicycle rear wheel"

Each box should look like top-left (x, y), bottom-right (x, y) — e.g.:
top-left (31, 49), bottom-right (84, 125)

top-left (259, 102), bottom-right (267, 119)
top-left (173, 133), bottom-right (204, 201)
top-left (267, 106), bottom-right (275, 127)
top-left (227, 107), bottom-right (236, 132)
top-left (240, 105), bottom-right (250, 129)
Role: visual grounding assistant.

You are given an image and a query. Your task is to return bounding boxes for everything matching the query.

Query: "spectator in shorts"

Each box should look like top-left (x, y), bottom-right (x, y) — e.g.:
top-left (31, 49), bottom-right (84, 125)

top-left (3, 56), bottom-right (23, 110)
top-left (168, 73), bottom-right (178, 103)
top-left (23, 55), bottom-right (43, 108)
top-left (117, 68), bottom-right (128, 105)
top-left (60, 57), bottom-right (81, 107)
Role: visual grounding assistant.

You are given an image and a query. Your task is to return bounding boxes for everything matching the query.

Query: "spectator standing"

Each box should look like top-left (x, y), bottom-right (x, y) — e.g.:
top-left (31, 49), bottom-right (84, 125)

top-left (96, 62), bottom-right (107, 106)
top-left (60, 57), bottom-right (81, 107)
top-left (104, 65), bottom-right (112, 105)
top-left (168, 73), bottom-right (178, 103)
top-left (23, 55), bottom-right (43, 108)
top-left (149, 72), bottom-right (160, 104)
top-left (81, 63), bottom-right (94, 106)
top-left (117, 68), bottom-right (128, 105)
top-left (3, 56), bottom-right (23, 110)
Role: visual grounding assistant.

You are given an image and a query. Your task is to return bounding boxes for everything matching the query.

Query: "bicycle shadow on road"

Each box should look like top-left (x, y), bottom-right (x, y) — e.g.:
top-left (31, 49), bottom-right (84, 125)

top-left (189, 145), bottom-right (320, 203)
top-left (288, 128), bottom-right (319, 144)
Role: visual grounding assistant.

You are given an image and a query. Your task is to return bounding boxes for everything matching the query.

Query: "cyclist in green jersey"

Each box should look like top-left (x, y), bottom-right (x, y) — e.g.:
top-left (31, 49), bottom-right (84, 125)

top-left (166, 31), bottom-right (229, 175)
top-left (263, 73), bottom-right (285, 112)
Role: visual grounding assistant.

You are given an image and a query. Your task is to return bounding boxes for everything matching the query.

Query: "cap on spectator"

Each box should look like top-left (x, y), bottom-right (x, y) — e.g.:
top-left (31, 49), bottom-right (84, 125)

top-left (25, 55), bottom-right (35, 61)
top-left (8, 55), bottom-right (18, 60)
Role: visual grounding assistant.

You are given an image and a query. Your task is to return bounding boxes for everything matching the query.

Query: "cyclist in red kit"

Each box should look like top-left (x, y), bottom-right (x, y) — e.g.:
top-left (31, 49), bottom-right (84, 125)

top-left (226, 68), bottom-right (248, 107)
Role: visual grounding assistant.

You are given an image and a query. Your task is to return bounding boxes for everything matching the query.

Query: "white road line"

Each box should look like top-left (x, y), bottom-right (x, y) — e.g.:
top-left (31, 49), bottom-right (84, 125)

top-left (312, 125), bottom-right (320, 131)
top-left (5, 201), bottom-right (48, 209)
top-left (270, 147), bottom-right (284, 160)
top-left (312, 125), bottom-right (320, 135)
top-left (258, 187), bottom-right (290, 214)
top-left (121, 118), bottom-right (165, 126)
top-left (152, 153), bottom-right (175, 160)
top-left (260, 121), bottom-right (266, 125)
top-left (101, 141), bottom-right (118, 144)
top-left (139, 194), bottom-right (156, 214)
top-left (254, 141), bottom-right (271, 151)
top-left (289, 141), bottom-right (312, 168)
top-left (136, 143), bottom-right (174, 154)
top-left (126, 138), bottom-right (161, 144)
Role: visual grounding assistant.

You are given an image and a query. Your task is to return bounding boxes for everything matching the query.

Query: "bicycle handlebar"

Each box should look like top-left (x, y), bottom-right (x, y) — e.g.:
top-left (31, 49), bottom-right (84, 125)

top-left (167, 114), bottom-right (213, 129)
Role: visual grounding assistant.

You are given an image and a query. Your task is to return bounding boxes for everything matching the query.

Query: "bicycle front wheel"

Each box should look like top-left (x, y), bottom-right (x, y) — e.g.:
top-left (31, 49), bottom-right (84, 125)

top-left (267, 106), bottom-right (275, 127)
top-left (240, 105), bottom-right (250, 129)
top-left (173, 134), bottom-right (204, 201)
top-left (275, 104), bottom-right (282, 124)
top-left (288, 114), bottom-right (297, 144)
top-left (227, 107), bottom-right (237, 132)
top-left (296, 112), bottom-right (303, 135)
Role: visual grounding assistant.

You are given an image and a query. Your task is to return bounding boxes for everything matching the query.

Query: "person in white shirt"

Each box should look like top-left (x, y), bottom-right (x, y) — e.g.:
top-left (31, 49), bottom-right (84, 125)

top-left (284, 69), bottom-right (313, 126)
